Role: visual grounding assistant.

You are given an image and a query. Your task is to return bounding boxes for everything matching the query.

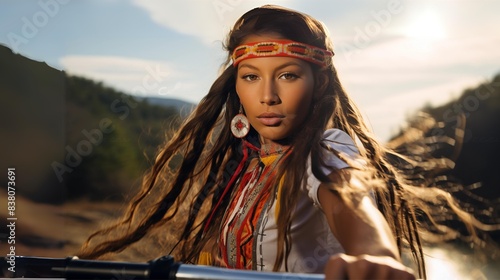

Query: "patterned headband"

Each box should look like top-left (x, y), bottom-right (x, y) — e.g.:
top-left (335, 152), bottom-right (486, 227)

top-left (232, 39), bottom-right (334, 67)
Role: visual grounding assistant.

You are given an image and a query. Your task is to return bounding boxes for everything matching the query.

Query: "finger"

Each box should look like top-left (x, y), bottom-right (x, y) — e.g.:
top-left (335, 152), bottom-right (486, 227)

top-left (345, 255), bottom-right (372, 279)
top-left (388, 267), bottom-right (416, 280)
top-left (366, 256), bottom-right (415, 280)
top-left (349, 255), bottom-right (415, 280)
top-left (324, 254), bottom-right (348, 280)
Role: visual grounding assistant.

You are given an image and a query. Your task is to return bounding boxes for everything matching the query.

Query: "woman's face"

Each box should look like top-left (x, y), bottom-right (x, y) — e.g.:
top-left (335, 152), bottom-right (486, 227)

top-left (235, 35), bottom-right (315, 145)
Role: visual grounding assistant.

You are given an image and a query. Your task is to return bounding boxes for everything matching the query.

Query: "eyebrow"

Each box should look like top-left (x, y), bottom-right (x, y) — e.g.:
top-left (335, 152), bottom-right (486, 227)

top-left (238, 61), bottom-right (304, 71)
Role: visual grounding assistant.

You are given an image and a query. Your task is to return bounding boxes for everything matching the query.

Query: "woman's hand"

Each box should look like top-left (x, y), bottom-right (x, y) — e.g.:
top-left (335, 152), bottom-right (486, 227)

top-left (324, 253), bottom-right (416, 279)
top-left (319, 169), bottom-right (418, 279)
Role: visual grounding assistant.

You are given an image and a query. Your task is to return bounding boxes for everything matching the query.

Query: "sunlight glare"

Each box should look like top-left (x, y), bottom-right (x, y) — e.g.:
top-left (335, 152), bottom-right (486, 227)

top-left (404, 10), bottom-right (447, 52)
top-left (425, 247), bottom-right (467, 280)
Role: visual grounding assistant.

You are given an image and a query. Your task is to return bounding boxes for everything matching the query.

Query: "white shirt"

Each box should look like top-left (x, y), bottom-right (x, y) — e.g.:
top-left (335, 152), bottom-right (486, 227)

top-left (254, 129), bottom-right (360, 273)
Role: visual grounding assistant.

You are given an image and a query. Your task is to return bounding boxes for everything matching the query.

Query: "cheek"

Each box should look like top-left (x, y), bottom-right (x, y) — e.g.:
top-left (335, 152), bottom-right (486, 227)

top-left (235, 82), bottom-right (249, 106)
top-left (285, 84), bottom-right (314, 116)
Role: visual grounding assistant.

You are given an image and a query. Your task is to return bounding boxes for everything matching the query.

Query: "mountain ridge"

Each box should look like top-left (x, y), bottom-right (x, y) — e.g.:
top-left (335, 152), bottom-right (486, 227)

top-left (0, 44), bottom-right (191, 203)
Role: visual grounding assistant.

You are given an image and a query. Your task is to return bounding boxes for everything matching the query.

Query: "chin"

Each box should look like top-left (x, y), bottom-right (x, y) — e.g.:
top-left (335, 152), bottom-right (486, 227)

top-left (258, 129), bottom-right (292, 144)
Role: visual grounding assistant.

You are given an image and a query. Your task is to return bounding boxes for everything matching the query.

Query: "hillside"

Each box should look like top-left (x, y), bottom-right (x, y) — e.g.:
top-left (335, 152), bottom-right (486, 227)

top-left (0, 45), bottom-right (194, 203)
top-left (141, 97), bottom-right (195, 118)
top-left (388, 74), bottom-right (500, 244)
top-left (390, 74), bottom-right (500, 201)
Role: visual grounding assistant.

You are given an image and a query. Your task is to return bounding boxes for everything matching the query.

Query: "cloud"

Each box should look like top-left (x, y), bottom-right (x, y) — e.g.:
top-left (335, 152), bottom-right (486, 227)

top-left (363, 75), bottom-right (485, 141)
top-left (337, 35), bottom-right (500, 73)
top-left (335, 33), bottom-right (500, 100)
top-left (332, 29), bottom-right (500, 141)
top-left (130, 0), bottom-right (291, 45)
top-left (60, 55), bottom-right (196, 97)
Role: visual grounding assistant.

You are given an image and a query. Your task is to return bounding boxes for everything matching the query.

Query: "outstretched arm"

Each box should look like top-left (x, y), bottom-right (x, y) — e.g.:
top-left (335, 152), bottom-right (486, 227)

top-left (318, 169), bottom-right (416, 279)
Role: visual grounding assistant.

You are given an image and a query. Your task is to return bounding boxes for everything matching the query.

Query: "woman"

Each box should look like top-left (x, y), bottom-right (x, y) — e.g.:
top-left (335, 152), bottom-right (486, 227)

top-left (78, 5), bottom-right (483, 279)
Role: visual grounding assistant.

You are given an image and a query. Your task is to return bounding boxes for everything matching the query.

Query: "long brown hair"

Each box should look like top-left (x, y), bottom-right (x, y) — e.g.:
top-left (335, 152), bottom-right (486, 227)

top-left (77, 5), bottom-right (490, 278)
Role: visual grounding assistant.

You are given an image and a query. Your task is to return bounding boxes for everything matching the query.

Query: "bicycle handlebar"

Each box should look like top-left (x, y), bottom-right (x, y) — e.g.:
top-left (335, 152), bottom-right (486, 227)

top-left (2, 255), bottom-right (324, 279)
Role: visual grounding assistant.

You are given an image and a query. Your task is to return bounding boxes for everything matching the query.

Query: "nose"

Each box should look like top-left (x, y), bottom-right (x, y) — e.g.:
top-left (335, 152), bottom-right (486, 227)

top-left (260, 79), bottom-right (280, 105)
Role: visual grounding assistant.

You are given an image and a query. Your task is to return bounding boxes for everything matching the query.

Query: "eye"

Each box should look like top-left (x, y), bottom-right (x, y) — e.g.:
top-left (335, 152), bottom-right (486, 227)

top-left (279, 72), bottom-right (299, 80)
top-left (241, 74), bottom-right (259, 82)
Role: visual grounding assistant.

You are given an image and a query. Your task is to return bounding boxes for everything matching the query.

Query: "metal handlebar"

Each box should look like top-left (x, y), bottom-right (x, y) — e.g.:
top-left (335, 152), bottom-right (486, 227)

top-left (2, 255), bottom-right (324, 279)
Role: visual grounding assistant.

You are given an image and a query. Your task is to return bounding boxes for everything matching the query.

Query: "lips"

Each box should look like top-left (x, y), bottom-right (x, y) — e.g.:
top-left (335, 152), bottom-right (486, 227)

top-left (257, 112), bottom-right (284, 126)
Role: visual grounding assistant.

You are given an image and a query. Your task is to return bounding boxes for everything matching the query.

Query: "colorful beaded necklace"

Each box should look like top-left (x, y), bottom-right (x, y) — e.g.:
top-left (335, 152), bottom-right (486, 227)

top-left (219, 142), bottom-right (291, 269)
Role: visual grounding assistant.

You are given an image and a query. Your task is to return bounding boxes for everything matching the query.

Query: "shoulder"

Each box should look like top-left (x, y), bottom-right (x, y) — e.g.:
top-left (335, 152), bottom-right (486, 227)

top-left (321, 129), bottom-right (359, 157)
top-left (317, 129), bottom-right (360, 171)
top-left (304, 129), bottom-right (361, 208)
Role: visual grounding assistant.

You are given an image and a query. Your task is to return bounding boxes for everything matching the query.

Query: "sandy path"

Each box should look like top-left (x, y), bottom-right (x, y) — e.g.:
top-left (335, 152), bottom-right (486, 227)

top-left (0, 193), bottom-right (125, 259)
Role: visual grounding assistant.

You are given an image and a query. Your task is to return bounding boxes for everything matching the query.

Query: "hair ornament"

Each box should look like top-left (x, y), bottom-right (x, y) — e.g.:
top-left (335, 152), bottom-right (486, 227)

top-left (232, 39), bottom-right (334, 67)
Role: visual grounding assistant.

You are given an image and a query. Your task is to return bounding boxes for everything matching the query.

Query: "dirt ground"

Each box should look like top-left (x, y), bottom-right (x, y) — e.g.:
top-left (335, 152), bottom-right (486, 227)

top-left (0, 193), bottom-right (128, 267)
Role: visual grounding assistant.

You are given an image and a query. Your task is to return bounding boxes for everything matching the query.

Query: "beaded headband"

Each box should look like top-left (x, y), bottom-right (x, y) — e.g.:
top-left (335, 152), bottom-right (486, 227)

top-left (232, 39), bottom-right (334, 67)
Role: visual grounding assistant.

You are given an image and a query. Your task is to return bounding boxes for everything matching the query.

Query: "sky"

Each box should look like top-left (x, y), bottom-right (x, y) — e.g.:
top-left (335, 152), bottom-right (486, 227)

top-left (1, 0), bottom-right (499, 141)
